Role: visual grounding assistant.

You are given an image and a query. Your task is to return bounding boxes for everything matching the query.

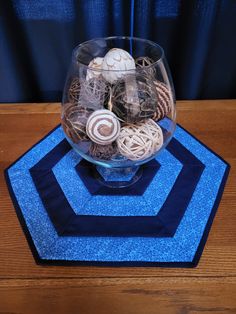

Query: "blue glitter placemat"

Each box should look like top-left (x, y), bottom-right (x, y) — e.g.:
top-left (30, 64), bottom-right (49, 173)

top-left (5, 124), bottom-right (230, 267)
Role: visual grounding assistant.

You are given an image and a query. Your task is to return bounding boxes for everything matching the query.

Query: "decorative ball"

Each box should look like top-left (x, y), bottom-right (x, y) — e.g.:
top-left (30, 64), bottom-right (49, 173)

top-left (86, 109), bottom-right (121, 145)
top-left (117, 119), bottom-right (163, 161)
top-left (86, 57), bottom-right (104, 80)
top-left (68, 77), bottom-right (81, 105)
top-left (89, 142), bottom-right (118, 160)
top-left (110, 75), bottom-right (158, 123)
top-left (102, 48), bottom-right (135, 83)
top-left (80, 76), bottom-right (110, 109)
top-left (153, 81), bottom-right (172, 121)
top-left (62, 103), bottom-right (93, 143)
top-left (135, 56), bottom-right (156, 77)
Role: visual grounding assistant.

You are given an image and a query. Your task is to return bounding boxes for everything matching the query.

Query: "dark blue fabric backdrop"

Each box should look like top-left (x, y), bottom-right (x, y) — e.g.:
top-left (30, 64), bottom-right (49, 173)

top-left (0, 0), bottom-right (236, 102)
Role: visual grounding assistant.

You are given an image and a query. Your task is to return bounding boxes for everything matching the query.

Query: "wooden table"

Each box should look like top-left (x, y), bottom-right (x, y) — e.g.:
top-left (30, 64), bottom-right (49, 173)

top-left (0, 100), bottom-right (235, 314)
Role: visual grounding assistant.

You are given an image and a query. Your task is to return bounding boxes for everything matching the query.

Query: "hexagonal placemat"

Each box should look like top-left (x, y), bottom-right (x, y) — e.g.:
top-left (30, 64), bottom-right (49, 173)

top-left (5, 124), bottom-right (230, 267)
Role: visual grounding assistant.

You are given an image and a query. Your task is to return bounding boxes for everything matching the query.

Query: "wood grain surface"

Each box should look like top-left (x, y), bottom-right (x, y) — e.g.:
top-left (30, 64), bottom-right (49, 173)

top-left (0, 100), bottom-right (236, 313)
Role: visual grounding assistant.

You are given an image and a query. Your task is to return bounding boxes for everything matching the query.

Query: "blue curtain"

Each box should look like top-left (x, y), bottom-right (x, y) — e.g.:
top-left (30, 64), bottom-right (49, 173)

top-left (0, 0), bottom-right (236, 102)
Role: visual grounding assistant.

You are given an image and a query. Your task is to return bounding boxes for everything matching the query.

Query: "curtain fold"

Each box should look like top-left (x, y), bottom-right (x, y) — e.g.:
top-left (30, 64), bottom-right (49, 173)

top-left (0, 0), bottom-right (235, 102)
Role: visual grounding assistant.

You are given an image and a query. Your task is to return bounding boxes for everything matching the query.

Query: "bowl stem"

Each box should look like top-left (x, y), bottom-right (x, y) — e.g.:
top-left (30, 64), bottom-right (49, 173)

top-left (95, 165), bottom-right (142, 188)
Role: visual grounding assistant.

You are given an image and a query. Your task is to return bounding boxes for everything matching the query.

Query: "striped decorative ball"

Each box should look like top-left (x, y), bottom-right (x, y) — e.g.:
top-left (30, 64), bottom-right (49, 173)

top-left (61, 103), bottom-right (93, 143)
top-left (86, 109), bottom-right (120, 145)
top-left (153, 81), bottom-right (172, 121)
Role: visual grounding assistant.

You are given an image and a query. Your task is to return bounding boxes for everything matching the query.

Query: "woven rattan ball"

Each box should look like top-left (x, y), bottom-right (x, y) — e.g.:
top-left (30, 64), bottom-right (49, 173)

top-left (89, 142), bottom-right (118, 160)
top-left (135, 56), bottom-right (156, 78)
top-left (68, 78), bottom-right (81, 105)
top-left (61, 103), bottom-right (93, 143)
top-left (110, 75), bottom-right (158, 123)
top-left (117, 119), bottom-right (163, 161)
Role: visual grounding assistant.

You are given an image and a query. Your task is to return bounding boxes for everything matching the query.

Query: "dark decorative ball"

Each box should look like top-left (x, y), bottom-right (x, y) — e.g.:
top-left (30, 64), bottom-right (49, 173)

top-left (68, 77), bottom-right (81, 105)
top-left (153, 81), bottom-right (172, 121)
top-left (80, 76), bottom-right (110, 109)
top-left (135, 56), bottom-right (156, 78)
top-left (89, 142), bottom-right (118, 160)
top-left (61, 103), bottom-right (93, 143)
top-left (110, 75), bottom-right (158, 123)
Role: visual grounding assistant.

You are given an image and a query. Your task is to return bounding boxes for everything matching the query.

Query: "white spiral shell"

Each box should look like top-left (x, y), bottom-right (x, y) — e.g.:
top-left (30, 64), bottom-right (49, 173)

top-left (86, 109), bottom-right (120, 145)
top-left (117, 119), bottom-right (163, 161)
top-left (86, 57), bottom-right (104, 81)
top-left (102, 48), bottom-right (136, 83)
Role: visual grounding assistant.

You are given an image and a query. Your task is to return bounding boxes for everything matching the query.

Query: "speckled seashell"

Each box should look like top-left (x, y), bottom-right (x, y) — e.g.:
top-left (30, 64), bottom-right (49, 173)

top-left (117, 119), bottom-right (163, 161)
top-left (86, 109), bottom-right (120, 145)
top-left (89, 142), bottom-right (118, 160)
top-left (86, 57), bottom-right (103, 80)
top-left (153, 81), bottom-right (172, 121)
top-left (102, 48), bottom-right (135, 83)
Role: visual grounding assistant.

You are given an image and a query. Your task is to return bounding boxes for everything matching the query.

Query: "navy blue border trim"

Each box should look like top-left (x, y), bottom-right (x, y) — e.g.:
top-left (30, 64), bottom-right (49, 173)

top-left (4, 124), bottom-right (231, 267)
top-left (29, 138), bottom-right (204, 237)
top-left (191, 163), bottom-right (230, 267)
top-left (4, 125), bottom-right (61, 264)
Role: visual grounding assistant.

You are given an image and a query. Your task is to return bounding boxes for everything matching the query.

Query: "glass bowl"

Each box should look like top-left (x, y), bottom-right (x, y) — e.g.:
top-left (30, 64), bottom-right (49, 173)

top-left (61, 36), bottom-right (176, 187)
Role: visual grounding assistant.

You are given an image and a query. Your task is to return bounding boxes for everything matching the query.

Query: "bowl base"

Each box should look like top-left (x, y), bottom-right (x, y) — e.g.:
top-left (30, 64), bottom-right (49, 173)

top-left (95, 165), bottom-right (143, 188)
